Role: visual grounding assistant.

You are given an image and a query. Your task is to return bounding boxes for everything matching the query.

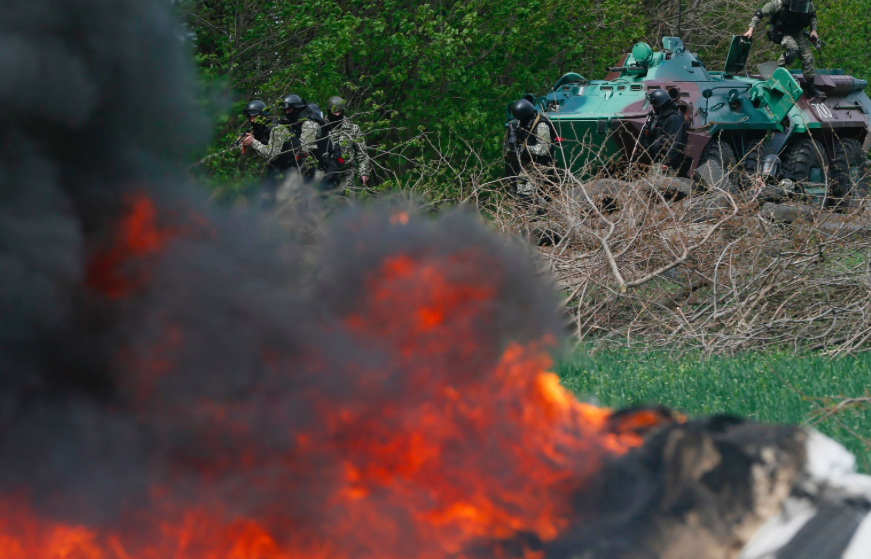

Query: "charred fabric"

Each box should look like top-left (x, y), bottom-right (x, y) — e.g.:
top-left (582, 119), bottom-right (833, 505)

top-left (1, 1), bottom-right (871, 558)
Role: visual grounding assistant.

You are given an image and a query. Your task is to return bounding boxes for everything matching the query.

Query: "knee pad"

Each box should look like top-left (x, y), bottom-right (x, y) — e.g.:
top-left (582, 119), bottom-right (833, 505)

top-left (784, 49), bottom-right (799, 64)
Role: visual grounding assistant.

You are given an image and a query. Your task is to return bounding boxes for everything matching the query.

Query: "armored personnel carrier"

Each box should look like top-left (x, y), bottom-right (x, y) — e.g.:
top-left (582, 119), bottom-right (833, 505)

top-left (530, 36), bottom-right (870, 201)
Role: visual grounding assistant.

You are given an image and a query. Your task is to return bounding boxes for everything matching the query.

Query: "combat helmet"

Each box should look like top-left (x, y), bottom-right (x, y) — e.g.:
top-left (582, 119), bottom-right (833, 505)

top-left (788, 0), bottom-right (812, 13)
top-left (280, 94), bottom-right (307, 111)
top-left (326, 96), bottom-right (347, 113)
top-left (646, 89), bottom-right (672, 110)
top-left (512, 99), bottom-right (536, 122)
top-left (243, 100), bottom-right (268, 118)
top-left (761, 154), bottom-right (782, 179)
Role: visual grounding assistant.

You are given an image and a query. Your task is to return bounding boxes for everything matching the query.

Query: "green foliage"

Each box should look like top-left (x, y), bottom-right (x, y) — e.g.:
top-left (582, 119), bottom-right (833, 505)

top-left (814, 0), bottom-right (871, 82)
top-left (179, 0), bottom-right (646, 196)
top-left (180, 0), bottom-right (870, 198)
top-left (645, 0), bottom-right (871, 88)
top-left (558, 348), bottom-right (871, 471)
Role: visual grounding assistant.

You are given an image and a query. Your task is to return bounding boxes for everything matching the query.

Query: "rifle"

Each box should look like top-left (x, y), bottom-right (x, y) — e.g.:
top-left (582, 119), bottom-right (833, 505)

top-left (230, 127), bottom-right (255, 154)
top-left (505, 120), bottom-right (523, 159)
top-left (235, 115), bottom-right (276, 153)
top-left (503, 120), bottom-right (524, 178)
top-left (802, 31), bottom-right (825, 52)
top-left (628, 111), bottom-right (656, 165)
top-left (240, 127), bottom-right (254, 154)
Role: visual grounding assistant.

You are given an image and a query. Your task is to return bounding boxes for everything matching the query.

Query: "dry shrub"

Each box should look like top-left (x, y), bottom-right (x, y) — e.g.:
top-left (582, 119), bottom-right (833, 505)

top-left (403, 131), bottom-right (871, 356)
top-left (513, 161), bottom-right (871, 355)
top-left (268, 127), bottom-right (871, 356)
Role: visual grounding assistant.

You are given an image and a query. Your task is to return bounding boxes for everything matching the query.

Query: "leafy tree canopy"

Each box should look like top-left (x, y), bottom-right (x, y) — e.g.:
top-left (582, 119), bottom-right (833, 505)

top-left (179, 0), bottom-right (870, 201)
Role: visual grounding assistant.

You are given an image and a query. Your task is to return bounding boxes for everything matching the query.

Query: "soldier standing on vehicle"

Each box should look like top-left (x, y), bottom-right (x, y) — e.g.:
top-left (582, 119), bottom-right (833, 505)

top-left (743, 0), bottom-right (824, 98)
top-left (641, 89), bottom-right (689, 175)
top-left (320, 96), bottom-right (370, 191)
top-left (503, 98), bottom-right (556, 203)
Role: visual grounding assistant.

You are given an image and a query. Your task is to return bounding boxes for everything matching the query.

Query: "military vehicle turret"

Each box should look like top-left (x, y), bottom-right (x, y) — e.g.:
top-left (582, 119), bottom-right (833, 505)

top-left (525, 36), bottom-right (870, 203)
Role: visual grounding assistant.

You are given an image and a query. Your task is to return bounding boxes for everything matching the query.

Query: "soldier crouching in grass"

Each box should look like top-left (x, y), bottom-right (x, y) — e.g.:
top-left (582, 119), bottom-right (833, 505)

top-left (503, 98), bottom-right (557, 207)
top-left (743, 0), bottom-right (824, 98)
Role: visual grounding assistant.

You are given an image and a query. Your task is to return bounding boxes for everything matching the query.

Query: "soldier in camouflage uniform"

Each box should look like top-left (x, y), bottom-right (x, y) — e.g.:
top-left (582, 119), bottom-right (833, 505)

top-left (320, 96), bottom-right (370, 192)
top-left (240, 100), bottom-right (273, 147)
top-left (503, 98), bottom-right (556, 202)
top-left (238, 100), bottom-right (273, 175)
top-left (243, 93), bottom-right (322, 181)
top-left (744, 0), bottom-right (824, 98)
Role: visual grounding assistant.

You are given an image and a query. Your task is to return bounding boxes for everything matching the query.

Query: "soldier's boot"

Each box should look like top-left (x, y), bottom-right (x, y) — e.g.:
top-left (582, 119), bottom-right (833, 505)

top-left (806, 82), bottom-right (825, 99)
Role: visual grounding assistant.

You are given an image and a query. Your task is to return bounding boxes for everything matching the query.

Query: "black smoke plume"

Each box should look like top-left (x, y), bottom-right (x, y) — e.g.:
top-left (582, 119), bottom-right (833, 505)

top-left (0, 0), bottom-right (561, 543)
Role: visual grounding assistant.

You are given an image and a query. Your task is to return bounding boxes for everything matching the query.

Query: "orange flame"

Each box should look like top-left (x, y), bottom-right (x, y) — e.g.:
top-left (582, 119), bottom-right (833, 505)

top-left (4, 210), bottom-right (671, 559)
top-left (87, 194), bottom-right (178, 298)
top-left (86, 193), bottom-right (213, 298)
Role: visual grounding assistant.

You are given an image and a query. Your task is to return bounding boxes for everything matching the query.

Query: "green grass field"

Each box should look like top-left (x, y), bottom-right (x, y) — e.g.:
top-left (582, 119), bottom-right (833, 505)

top-left (557, 349), bottom-right (871, 472)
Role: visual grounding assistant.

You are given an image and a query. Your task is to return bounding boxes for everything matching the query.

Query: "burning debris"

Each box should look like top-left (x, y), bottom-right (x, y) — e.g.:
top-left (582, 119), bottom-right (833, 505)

top-left (0, 1), bottom-right (870, 559)
top-left (0, 172), bottom-right (669, 556)
top-left (0, 2), bottom-right (662, 556)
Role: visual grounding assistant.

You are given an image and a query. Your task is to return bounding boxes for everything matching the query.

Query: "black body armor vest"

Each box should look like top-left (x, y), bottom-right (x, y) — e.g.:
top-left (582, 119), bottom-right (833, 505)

top-left (270, 120), bottom-right (302, 173)
top-left (771, 2), bottom-right (815, 35)
top-left (252, 123), bottom-right (271, 145)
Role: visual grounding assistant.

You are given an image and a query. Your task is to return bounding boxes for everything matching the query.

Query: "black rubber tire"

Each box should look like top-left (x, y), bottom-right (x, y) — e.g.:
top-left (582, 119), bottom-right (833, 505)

top-left (783, 137), bottom-right (830, 201)
top-left (830, 138), bottom-right (869, 205)
top-left (738, 138), bottom-right (773, 191)
top-left (694, 138), bottom-right (738, 192)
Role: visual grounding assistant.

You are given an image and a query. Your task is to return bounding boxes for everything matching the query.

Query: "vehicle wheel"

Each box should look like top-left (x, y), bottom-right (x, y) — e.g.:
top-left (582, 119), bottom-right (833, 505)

top-left (693, 138), bottom-right (738, 192)
top-left (738, 138), bottom-right (773, 191)
top-left (830, 138), bottom-right (870, 207)
top-left (783, 138), bottom-right (830, 204)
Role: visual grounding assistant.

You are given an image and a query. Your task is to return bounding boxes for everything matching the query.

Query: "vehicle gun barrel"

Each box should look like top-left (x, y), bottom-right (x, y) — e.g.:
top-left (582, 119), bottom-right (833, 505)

top-left (827, 76), bottom-right (868, 97)
top-left (233, 127), bottom-right (254, 153)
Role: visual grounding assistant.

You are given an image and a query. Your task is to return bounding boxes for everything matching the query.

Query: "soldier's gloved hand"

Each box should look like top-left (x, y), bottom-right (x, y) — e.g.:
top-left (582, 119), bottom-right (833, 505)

top-left (241, 134), bottom-right (254, 147)
top-left (361, 176), bottom-right (369, 185)
top-left (743, 27), bottom-right (753, 38)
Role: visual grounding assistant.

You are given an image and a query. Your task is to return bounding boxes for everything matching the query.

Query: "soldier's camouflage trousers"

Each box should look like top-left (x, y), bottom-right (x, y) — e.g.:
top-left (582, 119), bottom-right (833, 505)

top-left (336, 170), bottom-right (356, 192)
top-left (316, 169), bottom-right (357, 193)
top-left (511, 163), bottom-right (555, 209)
top-left (777, 32), bottom-right (815, 81)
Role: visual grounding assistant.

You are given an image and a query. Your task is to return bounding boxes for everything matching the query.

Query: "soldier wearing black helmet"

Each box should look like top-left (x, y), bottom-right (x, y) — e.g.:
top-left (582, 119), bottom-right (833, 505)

top-left (239, 100), bottom-right (273, 149)
top-left (744, 0), bottom-right (823, 98)
top-left (640, 89), bottom-right (689, 175)
top-left (503, 98), bottom-right (558, 201)
top-left (244, 93), bottom-right (323, 181)
top-left (320, 96), bottom-right (370, 191)
top-left (237, 101), bottom-right (274, 178)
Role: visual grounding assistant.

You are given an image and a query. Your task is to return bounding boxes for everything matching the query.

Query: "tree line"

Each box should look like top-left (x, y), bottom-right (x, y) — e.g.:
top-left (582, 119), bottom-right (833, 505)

top-left (179, 0), bottom-right (871, 201)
